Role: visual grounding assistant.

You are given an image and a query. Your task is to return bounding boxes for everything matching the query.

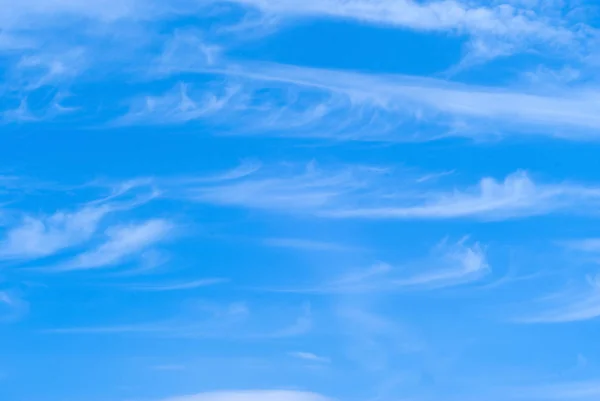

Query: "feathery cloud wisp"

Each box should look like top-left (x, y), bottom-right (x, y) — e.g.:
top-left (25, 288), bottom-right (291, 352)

top-left (217, 0), bottom-right (587, 65)
top-left (180, 164), bottom-right (600, 221)
top-left (120, 59), bottom-right (600, 141)
top-left (323, 171), bottom-right (600, 220)
top-left (284, 239), bottom-right (489, 293)
top-left (0, 205), bottom-right (111, 260)
top-left (185, 162), bottom-right (368, 213)
top-left (515, 275), bottom-right (600, 323)
top-left (55, 219), bottom-right (174, 271)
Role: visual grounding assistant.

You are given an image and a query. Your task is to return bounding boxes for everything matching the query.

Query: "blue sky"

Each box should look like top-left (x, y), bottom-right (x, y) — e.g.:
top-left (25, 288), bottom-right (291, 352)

top-left (3, 1), bottom-right (600, 400)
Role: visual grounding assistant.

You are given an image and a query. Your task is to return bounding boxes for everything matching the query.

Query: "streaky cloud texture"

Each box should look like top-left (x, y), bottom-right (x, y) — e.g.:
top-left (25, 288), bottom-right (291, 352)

top-left (275, 238), bottom-right (489, 293)
top-left (4, 1), bottom-right (600, 401)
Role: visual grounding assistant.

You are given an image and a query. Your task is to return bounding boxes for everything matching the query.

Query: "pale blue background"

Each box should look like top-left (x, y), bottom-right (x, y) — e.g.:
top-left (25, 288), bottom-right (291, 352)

top-left (2, 1), bottom-right (600, 401)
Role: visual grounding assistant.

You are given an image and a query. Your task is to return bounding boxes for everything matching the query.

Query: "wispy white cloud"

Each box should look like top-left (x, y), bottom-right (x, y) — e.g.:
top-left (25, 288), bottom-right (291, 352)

top-left (0, 0), bottom-right (143, 24)
top-left (116, 83), bottom-right (239, 126)
top-left (45, 301), bottom-right (312, 339)
top-left (1, 0), bottom-right (589, 67)
top-left (55, 219), bottom-right (174, 271)
top-left (191, 160), bottom-right (262, 183)
top-left (0, 174), bottom-right (160, 263)
top-left (267, 303), bottom-right (312, 338)
top-left (179, 163), bottom-right (600, 221)
top-left (226, 61), bottom-right (600, 138)
top-left (0, 290), bottom-right (29, 322)
top-left (415, 169), bottom-right (455, 183)
top-left (10, 47), bottom-right (87, 91)
top-left (225, 0), bottom-right (574, 39)
top-left (289, 351), bottom-right (331, 364)
top-left (1, 0), bottom-right (597, 141)
top-left (151, 30), bottom-right (222, 76)
top-left (281, 239), bottom-right (489, 293)
top-left (513, 238), bottom-right (600, 323)
top-left (219, 0), bottom-right (594, 68)
top-left (126, 278), bottom-right (228, 292)
top-left (43, 300), bottom-right (250, 335)
top-left (522, 65), bottom-right (582, 86)
top-left (0, 205), bottom-right (111, 260)
top-left (515, 275), bottom-right (600, 323)
top-left (563, 238), bottom-right (600, 253)
top-left (324, 171), bottom-right (600, 220)
top-left (161, 390), bottom-right (332, 401)
top-left (335, 305), bottom-right (424, 371)
top-left (508, 379), bottom-right (600, 400)
top-left (119, 59), bottom-right (600, 141)
top-left (184, 161), bottom-right (371, 213)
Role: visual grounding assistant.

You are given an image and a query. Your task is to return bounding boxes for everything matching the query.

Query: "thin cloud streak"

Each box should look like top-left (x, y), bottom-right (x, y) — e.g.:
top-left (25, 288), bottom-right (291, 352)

top-left (515, 275), bottom-right (600, 323)
top-left (272, 239), bottom-right (490, 294)
top-left (227, 61), bottom-right (600, 136)
top-left (0, 290), bottom-right (29, 322)
top-left (507, 379), bottom-right (600, 400)
top-left (323, 171), bottom-right (600, 220)
top-left (126, 278), bottom-right (228, 292)
top-left (122, 59), bottom-right (600, 141)
top-left (177, 164), bottom-right (600, 221)
top-left (44, 302), bottom-right (312, 339)
top-left (289, 351), bottom-right (331, 364)
top-left (184, 162), bottom-right (369, 213)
